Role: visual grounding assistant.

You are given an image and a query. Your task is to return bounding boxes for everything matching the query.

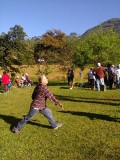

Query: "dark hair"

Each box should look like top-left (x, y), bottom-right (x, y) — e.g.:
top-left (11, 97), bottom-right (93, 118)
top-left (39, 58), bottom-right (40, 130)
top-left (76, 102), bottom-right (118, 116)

top-left (3, 71), bottom-right (6, 74)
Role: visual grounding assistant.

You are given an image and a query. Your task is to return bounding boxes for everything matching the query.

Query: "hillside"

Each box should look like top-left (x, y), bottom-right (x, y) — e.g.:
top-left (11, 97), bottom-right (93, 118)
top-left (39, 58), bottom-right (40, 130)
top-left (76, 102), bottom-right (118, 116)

top-left (82, 18), bottom-right (120, 36)
top-left (0, 65), bottom-right (89, 82)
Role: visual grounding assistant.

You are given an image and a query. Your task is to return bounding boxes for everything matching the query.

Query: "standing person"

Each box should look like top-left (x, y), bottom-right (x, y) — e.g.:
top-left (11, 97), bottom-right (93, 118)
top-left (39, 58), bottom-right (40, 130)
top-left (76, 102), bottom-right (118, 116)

top-left (107, 64), bottom-right (115, 89)
top-left (115, 64), bottom-right (120, 88)
top-left (0, 75), bottom-right (2, 86)
top-left (12, 75), bottom-right (64, 134)
top-left (80, 71), bottom-right (82, 80)
top-left (67, 68), bottom-right (71, 86)
top-left (93, 63), bottom-right (105, 91)
top-left (87, 67), bottom-right (96, 90)
top-left (67, 68), bottom-right (74, 89)
top-left (104, 68), bottom-right (108, 86)
top-left (69, 69), bottom-right (74, 89)
top-left (2, 71), bottom-right (10, 93)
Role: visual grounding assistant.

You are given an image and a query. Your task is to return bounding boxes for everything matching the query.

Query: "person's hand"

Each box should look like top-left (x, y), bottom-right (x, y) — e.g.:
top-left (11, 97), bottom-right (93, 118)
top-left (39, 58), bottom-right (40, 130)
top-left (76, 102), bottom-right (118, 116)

top-left (59, 103), bottom-right (64, 110)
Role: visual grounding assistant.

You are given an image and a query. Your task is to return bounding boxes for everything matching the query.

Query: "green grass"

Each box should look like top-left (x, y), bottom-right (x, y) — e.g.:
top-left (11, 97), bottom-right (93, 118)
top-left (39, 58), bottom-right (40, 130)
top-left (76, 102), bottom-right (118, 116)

top-left (0, 84), bottom-right (120, 160)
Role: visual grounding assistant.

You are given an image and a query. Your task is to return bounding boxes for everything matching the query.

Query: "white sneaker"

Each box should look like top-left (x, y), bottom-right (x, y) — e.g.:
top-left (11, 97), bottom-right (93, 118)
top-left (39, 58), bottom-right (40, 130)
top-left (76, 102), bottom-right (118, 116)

top-left (12, 127), bottom-right (20, 134)
top-left (54, 123), bottom-right (62, 129)
top-left (70, 87), bottom-right (72, 89)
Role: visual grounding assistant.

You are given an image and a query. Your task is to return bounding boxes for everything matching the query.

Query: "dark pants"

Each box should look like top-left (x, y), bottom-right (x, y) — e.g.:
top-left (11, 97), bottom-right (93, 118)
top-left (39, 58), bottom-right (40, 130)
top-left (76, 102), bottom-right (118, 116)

top-left (4, 84), bottom-right (9, 92)
top-left (108, 77), bottom-right (114, 89)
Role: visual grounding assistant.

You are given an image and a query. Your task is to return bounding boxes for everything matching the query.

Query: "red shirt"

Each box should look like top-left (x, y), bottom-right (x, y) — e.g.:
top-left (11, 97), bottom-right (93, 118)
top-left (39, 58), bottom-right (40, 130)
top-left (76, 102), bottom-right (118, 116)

top-left (93, 66), bottom-right (105, 79)
top-left (30, 83), bottom-right (60, 110)
top-left (2, 74), bottom-right (10, 85)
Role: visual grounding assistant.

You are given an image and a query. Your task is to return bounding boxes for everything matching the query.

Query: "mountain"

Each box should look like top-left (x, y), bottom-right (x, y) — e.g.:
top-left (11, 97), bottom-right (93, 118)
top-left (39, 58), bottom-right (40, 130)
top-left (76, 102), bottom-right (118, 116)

top-left (82, 18), bottom-right (120, 36)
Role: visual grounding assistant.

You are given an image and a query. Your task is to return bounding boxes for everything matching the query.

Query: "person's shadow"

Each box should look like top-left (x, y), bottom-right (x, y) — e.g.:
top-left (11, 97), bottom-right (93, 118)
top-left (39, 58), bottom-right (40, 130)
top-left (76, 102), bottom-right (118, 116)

top-left (59, 111), bottom-right (120, 123)
top-left (0, 114), bottom-right (51, 131)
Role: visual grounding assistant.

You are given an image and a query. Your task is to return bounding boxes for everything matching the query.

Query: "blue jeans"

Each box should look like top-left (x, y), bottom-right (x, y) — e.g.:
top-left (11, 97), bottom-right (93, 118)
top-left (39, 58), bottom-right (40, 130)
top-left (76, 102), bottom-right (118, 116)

top-left (16, 107), bottom-right (57, 130)
top-left (96, 78), bottom-right (104, 91)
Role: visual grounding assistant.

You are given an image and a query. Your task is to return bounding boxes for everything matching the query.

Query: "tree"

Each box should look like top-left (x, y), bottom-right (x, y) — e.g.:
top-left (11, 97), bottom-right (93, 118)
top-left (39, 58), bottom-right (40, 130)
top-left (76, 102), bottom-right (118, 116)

top-left (86, 29), bottom-right (120, 65)
top-left (8, 25), bottom-right (27, 41)
top-left (34, 29), bottom-right (68, 64)
top-left (73, 29), bottom-right (120, 69)
top-left (72, 37), bottom-right (91, 70)
top-left (0, 25), bottom-right (30, 72)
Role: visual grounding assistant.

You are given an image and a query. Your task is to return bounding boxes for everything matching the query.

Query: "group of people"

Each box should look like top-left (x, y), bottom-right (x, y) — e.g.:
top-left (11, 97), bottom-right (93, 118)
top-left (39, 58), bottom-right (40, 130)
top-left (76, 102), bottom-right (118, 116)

top-left (66, 63), bottom-right (120, 91)
top-left (87, 63), bottom-right (120, 91)
top-left (15, 73), bottom-right (33, 88)
top-left (0, 72), bottom-right (33, 93)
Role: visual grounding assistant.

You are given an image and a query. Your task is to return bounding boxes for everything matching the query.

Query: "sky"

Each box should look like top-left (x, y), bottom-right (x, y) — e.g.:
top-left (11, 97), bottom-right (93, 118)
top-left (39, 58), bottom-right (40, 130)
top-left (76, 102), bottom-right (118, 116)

top-left (0, 0), bottom-right (120, 38)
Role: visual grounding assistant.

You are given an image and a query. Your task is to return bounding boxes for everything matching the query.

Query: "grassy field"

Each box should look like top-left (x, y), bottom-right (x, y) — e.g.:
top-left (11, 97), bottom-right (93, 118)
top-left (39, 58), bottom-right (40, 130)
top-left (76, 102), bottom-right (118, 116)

top-left (0, 82), bottom-right (120, 160)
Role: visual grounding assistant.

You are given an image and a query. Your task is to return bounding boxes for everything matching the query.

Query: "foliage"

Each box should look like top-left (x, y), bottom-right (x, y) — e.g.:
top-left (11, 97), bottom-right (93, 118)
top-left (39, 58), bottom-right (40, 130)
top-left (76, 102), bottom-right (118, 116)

top-left (8, 25), bottom-right (27, 40)
top-left (0, 23), bottom-right (120, 73)
top-left (73, 37), bottom-right (91, 70)
top-left (34, 29), bottom-right (74, 66)
top-left (0, 25), bottom-right (35, 72)
top-left (73, 29), bottom-right (120, 69)
top-left (86, 29), bottom-right (120, 65)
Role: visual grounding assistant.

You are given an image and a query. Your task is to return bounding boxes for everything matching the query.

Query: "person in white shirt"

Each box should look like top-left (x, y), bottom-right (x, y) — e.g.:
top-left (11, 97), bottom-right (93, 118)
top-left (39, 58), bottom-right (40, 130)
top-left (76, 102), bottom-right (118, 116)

top-left (87, 67), bottom-right (96, 90)
top-left (115, 64), bottom-right (120, 87)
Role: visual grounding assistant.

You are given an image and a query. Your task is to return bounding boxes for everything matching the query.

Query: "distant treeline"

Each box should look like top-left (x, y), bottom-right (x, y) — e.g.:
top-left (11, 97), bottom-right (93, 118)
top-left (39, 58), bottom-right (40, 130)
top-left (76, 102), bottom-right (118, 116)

top-left (0, 25), bottom-right (120, 72)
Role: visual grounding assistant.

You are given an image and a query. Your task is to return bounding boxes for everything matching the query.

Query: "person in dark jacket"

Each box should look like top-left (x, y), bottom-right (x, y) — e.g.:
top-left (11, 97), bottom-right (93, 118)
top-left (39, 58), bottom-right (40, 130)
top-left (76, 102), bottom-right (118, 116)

top-left (67, 68), bottom-right (74, 89)
top-left (12, 75), bottom-right (64, 134)
top-left (107, 64), bottom-right (115, 89)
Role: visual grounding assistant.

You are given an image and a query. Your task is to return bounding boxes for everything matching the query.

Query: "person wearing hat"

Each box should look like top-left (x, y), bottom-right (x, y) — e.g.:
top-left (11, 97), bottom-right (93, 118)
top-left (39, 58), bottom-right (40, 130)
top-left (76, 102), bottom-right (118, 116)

top-left (93, 63), bottom-right (105, 91)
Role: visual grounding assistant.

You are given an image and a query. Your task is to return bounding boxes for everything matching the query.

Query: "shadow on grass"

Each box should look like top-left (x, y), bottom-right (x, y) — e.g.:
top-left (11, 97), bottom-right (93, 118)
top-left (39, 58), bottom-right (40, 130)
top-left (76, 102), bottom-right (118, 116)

top-left (48, 81), bottom-right (68, 86)
top-left (60, 86), bottom-right (70, 89)
top-left (0, 114), bottom-right (51, 130)
top-left (55, 95), bottom-right (120, 106)
top-left (59, 111), bottom-right (120, 123)
top-left (78, 96), bottom-right (120, 102)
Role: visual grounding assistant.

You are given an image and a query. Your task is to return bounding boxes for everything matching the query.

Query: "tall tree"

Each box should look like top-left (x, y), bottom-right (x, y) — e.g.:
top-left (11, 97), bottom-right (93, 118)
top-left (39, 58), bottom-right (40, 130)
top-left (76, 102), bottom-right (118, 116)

top-left (34, 29), bottom-right (68, 64)
top-left (73, 29), bottom-right (120, 69)
top-left (73, 37), bottom-right (91, 70)
top-left (0, 25), bottom-right (29, 72)
top-left (86, 29), bottom-right (120, 65)
top-left (8, 25), bottom-right (27, 40)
